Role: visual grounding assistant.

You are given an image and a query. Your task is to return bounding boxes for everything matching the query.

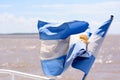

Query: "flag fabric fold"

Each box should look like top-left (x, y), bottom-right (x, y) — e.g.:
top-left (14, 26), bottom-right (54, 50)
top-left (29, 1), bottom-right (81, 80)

top-left (71, 15), bottom-right (113, 80)
top-left (37, 15), bottom-right (113, 80)
top-left (38, 20), bottom-right (89, 40)
top-left (38, 20), bottom-right (89, 76)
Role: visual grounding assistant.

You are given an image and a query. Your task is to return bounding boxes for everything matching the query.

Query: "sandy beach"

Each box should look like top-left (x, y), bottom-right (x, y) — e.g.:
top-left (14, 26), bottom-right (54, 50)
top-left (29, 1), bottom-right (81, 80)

top-left (0, 34), bottom-right (120, 80)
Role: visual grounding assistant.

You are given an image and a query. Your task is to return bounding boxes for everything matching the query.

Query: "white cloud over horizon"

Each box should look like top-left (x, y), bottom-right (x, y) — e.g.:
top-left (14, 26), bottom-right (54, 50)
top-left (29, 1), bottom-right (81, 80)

top-left (32, 1), bottom-right (119, 15)
top-left (0, 4), bottom-right (12, 8)
top-left (0, 1), bottom-right (120, 34)
top-left (0, 13), bottom-right (38, 33)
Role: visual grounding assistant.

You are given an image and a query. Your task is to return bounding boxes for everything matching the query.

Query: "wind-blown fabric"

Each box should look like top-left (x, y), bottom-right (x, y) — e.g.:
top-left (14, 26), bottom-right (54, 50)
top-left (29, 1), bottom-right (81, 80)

top-left (38, 20), bottom-right (89, 40)
top-left (37, 16), bottom-right (113, 80)
top-left (38, 20), bottom-right (89, 76)
top-left (70, 16), bottom-right (113, 80)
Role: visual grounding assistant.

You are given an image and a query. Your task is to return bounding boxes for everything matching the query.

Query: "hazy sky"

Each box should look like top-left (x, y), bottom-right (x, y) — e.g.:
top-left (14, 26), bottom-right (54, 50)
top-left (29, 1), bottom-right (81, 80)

top-left (0, 0), bottom-right (120, 34)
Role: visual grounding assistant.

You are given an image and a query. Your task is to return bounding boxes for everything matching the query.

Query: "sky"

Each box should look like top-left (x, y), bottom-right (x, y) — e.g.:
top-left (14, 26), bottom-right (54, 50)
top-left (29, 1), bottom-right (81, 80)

top-left (0, 0), bottom-right (120, 34)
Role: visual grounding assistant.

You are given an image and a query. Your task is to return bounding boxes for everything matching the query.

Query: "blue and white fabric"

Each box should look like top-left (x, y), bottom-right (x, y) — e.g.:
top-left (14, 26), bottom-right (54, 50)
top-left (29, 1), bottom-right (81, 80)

top-left (37, 15), bottom-right (113, 80)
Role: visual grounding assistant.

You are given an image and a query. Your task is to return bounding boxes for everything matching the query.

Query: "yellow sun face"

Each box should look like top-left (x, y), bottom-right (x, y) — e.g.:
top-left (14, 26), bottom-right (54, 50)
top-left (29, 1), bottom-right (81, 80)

top-left (79, 34), bottom-right (88, 44)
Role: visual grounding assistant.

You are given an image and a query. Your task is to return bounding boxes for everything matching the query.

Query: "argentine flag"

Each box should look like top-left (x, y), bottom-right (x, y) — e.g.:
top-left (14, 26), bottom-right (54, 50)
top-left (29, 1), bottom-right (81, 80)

top-left (37, 15), bottom-right (113, 80)
top-left (38, 20), bottom-right (89, 76)
top-left (70, 15), bottom-right (113, 80)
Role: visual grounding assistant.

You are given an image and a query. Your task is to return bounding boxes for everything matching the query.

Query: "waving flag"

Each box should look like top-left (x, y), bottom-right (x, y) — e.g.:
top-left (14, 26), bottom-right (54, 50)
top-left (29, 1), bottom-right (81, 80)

top-left (38, 20), bottom-right (89, 76)
top-left (38, 20), bottom-right (89, 40)
top-left (37, 15), bottom-right (113, 80)
top-left (71, 15), bottom-right (113, 80)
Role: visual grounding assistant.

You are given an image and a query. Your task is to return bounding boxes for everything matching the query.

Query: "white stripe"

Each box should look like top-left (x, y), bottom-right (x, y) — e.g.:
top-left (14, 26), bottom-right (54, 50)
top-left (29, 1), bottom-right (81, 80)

top-left (88, 34), bottom-right (103, 57)
top-left (40, 38), bottom-right (70, 60)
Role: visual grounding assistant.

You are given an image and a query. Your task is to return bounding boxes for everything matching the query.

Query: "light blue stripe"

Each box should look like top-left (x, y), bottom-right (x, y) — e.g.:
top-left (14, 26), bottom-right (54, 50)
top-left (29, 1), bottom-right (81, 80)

top-left (38, 20), bottom-right (49, 29)
top-left (72, 55), bottom-right (95, 74)
top-left (72, 55), bottom-right (95, 80)
top-left (38, 20), bottom-right (89, 40)
top-left (96, 15), bottom-right (113, 37)
top-left (41, 55), bottom-right (66, 76)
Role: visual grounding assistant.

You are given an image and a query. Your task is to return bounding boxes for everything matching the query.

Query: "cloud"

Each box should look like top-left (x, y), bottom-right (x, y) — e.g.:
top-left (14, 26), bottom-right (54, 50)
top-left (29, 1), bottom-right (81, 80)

top-left (0, 4), bottom-right (12, 8)
top-left (32, 1), bottom-right (120, 15)
top-left (0, 13), bottom-right (38, 33)
top-left (0, 13), bottom-right (119, 34)
top-left (32, 4), bottom-right (65, 9)
top-left (32, 1), bottom-right (120, 30)
top-left (30, 1), bottom-right (120, 28)
top-left (0, 1), bottom-right (120, 34)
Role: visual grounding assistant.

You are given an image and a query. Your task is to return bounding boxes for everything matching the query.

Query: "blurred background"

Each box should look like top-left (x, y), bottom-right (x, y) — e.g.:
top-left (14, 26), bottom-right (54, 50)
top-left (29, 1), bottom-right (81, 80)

top-left (0, 0), bottom-right (120, 80)
top-left (0, 0), bottom-right (120, 34)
